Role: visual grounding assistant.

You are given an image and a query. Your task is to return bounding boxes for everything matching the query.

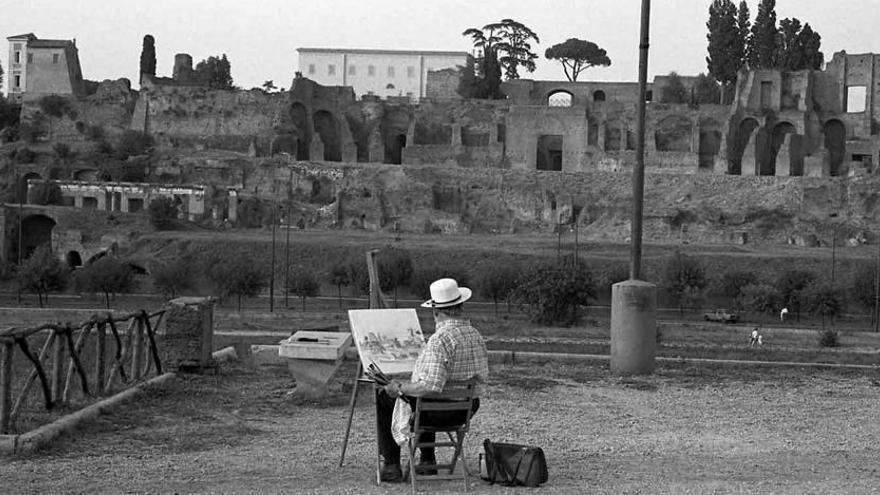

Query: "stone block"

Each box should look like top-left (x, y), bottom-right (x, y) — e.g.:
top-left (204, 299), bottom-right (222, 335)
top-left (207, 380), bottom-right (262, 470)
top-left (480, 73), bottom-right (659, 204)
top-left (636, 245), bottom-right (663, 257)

top-left (279, 331), bottom-right (351, 360)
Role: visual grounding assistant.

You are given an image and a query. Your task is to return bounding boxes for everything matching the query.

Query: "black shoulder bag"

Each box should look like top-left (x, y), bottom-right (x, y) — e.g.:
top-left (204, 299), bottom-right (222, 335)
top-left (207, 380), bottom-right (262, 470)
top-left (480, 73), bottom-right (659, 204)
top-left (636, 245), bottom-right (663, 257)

top-left (482, 439), bottom-right (549, 487)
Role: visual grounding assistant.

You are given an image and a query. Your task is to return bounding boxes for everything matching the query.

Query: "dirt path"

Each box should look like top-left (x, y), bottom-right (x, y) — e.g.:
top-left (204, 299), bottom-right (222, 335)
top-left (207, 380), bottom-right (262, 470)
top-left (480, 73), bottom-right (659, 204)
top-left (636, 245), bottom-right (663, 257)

top-left (3, 359), bottom-right (880, 494)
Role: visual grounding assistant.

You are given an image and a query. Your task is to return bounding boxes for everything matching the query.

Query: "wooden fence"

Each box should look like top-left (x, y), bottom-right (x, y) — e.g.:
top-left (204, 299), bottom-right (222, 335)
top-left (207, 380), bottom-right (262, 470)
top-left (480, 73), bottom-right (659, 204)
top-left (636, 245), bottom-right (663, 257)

top-left (0, 309), bottom-right (165, 434)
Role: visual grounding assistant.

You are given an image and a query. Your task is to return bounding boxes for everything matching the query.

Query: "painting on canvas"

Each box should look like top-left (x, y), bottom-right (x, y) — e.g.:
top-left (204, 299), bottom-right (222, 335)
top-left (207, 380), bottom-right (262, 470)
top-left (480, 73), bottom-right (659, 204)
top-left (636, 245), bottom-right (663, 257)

top-left (348, 308), bottom-right (425, 376)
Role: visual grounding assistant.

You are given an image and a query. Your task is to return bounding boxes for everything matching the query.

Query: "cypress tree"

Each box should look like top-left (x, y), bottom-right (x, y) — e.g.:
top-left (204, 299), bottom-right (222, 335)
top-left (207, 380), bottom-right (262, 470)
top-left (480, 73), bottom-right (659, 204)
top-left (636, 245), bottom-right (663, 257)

top-left (748, 0), bottom-right (778, 69)
top-left (706, 0), bottom-right (740, 102)
top-left (139, 35), bottom-right (156, 77)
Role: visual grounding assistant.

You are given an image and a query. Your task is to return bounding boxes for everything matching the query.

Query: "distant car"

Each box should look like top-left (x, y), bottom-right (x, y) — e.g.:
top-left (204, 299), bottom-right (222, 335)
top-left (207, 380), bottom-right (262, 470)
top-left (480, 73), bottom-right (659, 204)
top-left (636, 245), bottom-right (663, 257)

top-left (704, 308), bottom-right (739, 323)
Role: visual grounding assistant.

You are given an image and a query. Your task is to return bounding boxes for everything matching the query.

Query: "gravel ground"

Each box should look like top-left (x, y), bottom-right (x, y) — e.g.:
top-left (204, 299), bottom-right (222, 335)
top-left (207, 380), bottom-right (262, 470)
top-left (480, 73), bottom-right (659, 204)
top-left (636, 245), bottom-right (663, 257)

top-left (3, 359), bottom-right (880, 494)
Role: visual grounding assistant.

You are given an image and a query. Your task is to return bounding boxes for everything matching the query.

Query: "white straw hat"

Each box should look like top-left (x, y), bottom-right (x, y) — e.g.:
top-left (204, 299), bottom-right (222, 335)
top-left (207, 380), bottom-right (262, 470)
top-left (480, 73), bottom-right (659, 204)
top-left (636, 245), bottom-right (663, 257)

top-left (420, 278), bottom-right (472, 308)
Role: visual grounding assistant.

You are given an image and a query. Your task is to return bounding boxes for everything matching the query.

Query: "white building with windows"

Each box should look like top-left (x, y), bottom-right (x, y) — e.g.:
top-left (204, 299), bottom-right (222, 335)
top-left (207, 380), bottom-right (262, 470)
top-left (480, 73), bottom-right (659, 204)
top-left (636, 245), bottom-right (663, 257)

top-left (5, 33), bottom-right (84, 102)
top-left (296, 47), bottom-right (467, 101)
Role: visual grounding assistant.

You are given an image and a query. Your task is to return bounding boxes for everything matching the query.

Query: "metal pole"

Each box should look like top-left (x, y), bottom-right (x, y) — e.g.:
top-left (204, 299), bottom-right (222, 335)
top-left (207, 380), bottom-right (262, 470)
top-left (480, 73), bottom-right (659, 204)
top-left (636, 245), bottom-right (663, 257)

top-left (17, 173), bottom-right (23, 305)
top-left (874, 239), bottom-right (879, 332)
top-left (269, 206), bottom-right (276, 313)
top-left (630, 0), bottom-right (652, 280)
top-left (831, 226), bottom-right (836, 288)
top-left (285, 207), bottom-right (291, 309)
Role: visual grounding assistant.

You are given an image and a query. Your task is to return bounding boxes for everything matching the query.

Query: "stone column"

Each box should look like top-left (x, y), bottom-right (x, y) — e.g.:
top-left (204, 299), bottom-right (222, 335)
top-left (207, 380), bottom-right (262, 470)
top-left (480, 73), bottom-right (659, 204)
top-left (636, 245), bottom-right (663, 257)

top-left (227, 189), bottom-right (238, 223)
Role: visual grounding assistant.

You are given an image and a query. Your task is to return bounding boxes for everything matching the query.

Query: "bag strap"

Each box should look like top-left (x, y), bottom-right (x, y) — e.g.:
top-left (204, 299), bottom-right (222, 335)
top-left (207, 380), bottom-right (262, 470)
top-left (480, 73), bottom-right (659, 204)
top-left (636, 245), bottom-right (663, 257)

top-left (509, 447), bottom-right (534, 485)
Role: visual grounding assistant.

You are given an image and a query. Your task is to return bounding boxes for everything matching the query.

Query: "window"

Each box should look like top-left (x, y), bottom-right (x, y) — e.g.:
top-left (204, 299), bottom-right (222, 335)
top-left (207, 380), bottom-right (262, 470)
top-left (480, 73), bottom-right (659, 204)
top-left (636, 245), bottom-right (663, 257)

top-left (387, 66), bottom-right (395, 77)
top-left (368, 65), bottom-right (375, 76)
top-left (308, 64), bottom-right (315, 74)
top-left (27, 53), bottom-right (33, 63)
top-left (52, 53), bottom-right (59, 64)
top-left (846, 86), bottom-right (867, 113)
top-left (348, 65), bottom-right (356, 75)
top-left (14, 75), bottom-right (21, 88)
top-left (327, 64), bottom-right (335, 76)
top-left (14, 51), bottom-right (20, 64)
top-left (407, 66), bottom-right (415, 78)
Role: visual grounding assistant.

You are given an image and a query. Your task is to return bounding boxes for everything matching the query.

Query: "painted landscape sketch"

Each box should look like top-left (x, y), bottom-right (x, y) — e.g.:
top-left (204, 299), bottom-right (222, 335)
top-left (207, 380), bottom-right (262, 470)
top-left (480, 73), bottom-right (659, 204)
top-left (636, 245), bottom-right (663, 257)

top-left (348, 309), bottom-right (425, 376)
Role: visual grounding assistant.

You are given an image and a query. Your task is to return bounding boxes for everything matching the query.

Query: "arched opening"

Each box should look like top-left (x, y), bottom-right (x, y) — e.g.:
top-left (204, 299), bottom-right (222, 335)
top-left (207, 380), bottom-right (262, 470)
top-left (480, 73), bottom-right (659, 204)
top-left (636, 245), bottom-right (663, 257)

top-left (313, 110), bottom-right (341, 162)
top-left (21, 214), bottom-right (55, 259)
top-left (18, 172), bottom-right (41, 204)
top-left (824, 119), bottom-right (846, 177)
top-left (290, 102), bottom-right (310, 160)
top-left (381, 109), bottom-right (410, 165)
top-left (66, 250), bottom-right (82, 268)
top-left (593, 90), bottom-right (606, 102)
top-left (730, 118), bottom-right (760, 175)
top-left (699, 131), bottom-right (722, 169)
top-left (547, 90), bottom-right (573, 107)
top-left (769, 122), bottom-right (796, 176)
top-left (655, 115), bottom-right (693, 152)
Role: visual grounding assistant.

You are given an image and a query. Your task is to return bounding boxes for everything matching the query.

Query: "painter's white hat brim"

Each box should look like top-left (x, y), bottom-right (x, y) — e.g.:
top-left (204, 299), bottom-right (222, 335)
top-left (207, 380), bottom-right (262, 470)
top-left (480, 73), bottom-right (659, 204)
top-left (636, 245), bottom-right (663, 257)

top-left (420, 287), bottom-right (472, 308)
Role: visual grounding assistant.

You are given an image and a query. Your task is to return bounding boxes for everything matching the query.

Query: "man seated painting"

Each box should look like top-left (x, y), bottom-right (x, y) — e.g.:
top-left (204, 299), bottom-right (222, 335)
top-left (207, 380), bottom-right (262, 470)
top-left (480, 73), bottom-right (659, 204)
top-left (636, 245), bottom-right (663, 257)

top-left (375, 278), bottom-right (490, 483)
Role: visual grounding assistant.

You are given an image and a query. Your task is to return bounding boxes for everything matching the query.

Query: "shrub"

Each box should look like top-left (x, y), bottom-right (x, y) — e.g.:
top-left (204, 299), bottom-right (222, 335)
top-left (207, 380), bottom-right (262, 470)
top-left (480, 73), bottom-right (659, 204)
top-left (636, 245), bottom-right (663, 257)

top-left (719, 270), bottom-right (759, 307)
top-left (204, 248), bottom-right (268, 311)
top-left (819, 329), bottom-right (839, 348)
top-left (738, 283), bottom-right (780, 314)
top-left (85, 124), bottom-right (105, 140)
top-left (38, 95), bottom-right (72, 118)
top-left (477, 261), bottom-right (520, 314)
top-left (803, 283), bottom-right (843, 329)
top-left (851, 266), bottom-right (878, 310)
top-left (17, 244), bottom-right (68, 307)
top-left (148, 197), bottom-right (179, 230)
top-left (776, 270), bottom-right (817, 318)
top-left (116, 130), bottom-right (154, 158)
top-left (52, 142), bottom-right (72, 159)
top-left (74, 256), bottom-right (137, 309)
top-left (377, 247), bottom-right (413, 305)
top-left (286, 265), bottom-right (320, 311)
top-left (513, 258), bottom-right (596, 325)
top-left (14, 147), bottom-right (36, 164)
top-left (662, 251), bottom-right (707, 316)
top-left (151, 257), bottom-right (195, 299)
top-left (327, 259), bottom-right (351, 309)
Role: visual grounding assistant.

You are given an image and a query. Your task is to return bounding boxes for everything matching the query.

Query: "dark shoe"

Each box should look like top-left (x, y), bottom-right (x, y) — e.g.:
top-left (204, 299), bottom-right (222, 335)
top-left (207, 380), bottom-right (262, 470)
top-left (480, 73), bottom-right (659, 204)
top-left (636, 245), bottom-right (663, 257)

top-left (380, 463), bottom-right (403, 483)
top-left (416, 454), bottom-right (438, 476)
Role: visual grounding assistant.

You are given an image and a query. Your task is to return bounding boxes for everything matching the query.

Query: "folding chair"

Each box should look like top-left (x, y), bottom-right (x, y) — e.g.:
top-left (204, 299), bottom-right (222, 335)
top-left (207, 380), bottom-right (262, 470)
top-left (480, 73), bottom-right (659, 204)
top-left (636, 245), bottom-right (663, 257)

top-left (405, 379), bottom-right (478, 493)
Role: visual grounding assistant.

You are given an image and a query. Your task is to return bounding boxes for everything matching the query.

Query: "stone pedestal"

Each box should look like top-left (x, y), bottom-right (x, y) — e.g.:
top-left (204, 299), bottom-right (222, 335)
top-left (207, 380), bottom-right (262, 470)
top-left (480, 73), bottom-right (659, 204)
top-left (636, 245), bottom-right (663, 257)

top-left (279, 331), bottom-right (351, 397)
top-left (162, 297), bottom-right (215, 372)
top-left (610, 280), bottom-right (657, 375)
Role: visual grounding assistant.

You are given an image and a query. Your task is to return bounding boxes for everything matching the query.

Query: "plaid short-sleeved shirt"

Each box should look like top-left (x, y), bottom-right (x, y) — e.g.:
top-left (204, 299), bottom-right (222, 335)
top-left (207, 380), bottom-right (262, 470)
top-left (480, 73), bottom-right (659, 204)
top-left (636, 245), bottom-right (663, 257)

top-left (410, 317), bottom-right (489, 394)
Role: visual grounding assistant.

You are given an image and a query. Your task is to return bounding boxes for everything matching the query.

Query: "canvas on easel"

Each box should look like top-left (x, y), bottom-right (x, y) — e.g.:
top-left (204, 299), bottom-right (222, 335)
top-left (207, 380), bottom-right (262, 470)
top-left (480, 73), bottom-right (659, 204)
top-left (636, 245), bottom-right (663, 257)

top-left (348, 308), bottom-right (425, 377)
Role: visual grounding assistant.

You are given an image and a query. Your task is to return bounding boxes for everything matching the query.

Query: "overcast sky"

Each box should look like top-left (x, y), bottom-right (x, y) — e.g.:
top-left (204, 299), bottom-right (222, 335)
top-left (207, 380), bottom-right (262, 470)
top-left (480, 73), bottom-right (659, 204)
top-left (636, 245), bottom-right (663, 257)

top-left (2, 0), bottom-right (879, 91)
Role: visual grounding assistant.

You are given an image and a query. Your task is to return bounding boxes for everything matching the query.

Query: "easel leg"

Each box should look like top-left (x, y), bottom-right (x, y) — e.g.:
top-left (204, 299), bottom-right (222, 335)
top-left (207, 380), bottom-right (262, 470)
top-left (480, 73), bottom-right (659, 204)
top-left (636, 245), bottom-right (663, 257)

top-left (338, 363), bottom-right (362, 467)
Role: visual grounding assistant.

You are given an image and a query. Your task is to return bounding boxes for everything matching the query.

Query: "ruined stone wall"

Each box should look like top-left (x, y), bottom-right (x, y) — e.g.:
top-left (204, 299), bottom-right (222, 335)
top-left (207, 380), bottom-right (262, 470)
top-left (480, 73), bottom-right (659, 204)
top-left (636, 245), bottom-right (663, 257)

top-left (426, 68), bottom-right (462, 99)
top-left (131, 85), bottom-right (289, 154)
top-left (503, 79), bottom-right (646, 106)
top-left (19, 79), bottom-right (136, 147)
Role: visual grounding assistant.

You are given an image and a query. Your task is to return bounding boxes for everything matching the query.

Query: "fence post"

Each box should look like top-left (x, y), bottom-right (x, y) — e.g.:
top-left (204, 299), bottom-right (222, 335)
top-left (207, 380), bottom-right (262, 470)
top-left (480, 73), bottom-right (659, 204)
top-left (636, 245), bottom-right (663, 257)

top-left (51, 330), bottom-right (64, 403)
top-left (131, 317), bottom-right (144, 381)
top-left (95, 322), bottom-right (106, 395)
top-left (0, 341), bottom-right (13, 434)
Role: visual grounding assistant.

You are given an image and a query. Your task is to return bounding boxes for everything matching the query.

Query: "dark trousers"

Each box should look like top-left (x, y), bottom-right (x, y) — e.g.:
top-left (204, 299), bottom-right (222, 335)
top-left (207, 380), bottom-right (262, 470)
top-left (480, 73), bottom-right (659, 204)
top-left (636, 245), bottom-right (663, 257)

top-left (375, 389), bottom-right (480, 465)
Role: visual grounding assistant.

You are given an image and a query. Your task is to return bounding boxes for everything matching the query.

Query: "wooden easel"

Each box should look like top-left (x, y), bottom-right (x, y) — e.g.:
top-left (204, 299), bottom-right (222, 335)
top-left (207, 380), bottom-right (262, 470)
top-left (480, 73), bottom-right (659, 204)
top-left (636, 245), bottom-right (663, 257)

top-left (338, 249), bottom-right (391, 475)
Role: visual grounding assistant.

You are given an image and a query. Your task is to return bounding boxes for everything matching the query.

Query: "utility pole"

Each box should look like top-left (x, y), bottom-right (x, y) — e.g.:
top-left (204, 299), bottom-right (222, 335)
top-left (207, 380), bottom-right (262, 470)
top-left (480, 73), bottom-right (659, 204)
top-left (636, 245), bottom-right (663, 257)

top-left (874, 239), bottom-right (879, 332)
top-left (610, 0), bottom-right (656, 376)
top-left (285, 207), bottom-right (291, 309)
top-left (269, 206), bottom-right (276, 312)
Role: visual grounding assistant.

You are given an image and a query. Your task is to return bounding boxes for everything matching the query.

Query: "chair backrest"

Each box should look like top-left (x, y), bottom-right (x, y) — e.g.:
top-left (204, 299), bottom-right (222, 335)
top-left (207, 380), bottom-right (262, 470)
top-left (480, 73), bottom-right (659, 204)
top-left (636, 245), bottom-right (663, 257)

top-left (414, 378), bottom-right (478, 423)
